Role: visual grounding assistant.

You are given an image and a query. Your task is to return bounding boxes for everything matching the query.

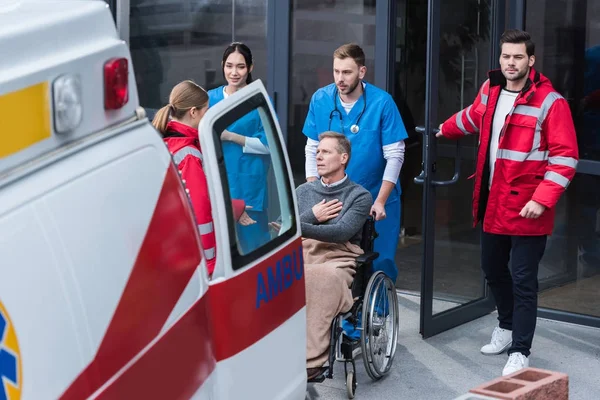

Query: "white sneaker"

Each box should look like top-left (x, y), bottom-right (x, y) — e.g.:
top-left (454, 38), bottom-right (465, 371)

top-left (502, 352), bottom-right (529, 376)
top-left (480, 327), bottom-right (512, 355)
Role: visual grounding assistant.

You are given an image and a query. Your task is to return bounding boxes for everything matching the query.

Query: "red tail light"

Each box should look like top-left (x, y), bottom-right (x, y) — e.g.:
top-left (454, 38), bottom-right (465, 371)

top-left (104, 58), bottom-right (129, 110)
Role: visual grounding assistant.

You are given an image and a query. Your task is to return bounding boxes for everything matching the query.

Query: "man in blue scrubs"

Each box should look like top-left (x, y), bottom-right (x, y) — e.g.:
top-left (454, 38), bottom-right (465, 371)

top-left (303, 43), bottom-right (408, 286)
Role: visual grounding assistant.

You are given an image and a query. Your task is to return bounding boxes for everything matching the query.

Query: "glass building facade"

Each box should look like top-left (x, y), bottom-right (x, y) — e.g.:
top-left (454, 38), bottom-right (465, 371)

top-left (109, 0), bottom-right (600, 332)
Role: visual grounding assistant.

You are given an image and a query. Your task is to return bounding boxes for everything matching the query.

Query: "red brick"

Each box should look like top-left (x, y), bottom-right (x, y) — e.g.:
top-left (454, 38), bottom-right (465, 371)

top-left (469, 368), bottom-right (568, 400)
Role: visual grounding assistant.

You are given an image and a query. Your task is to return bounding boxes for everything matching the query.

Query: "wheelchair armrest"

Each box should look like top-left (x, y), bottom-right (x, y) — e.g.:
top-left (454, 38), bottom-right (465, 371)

top-left (356, 251), bottom-right (379, 265)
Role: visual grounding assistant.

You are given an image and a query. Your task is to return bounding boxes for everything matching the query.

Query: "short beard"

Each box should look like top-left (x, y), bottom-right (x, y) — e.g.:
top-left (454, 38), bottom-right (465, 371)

top-left (343, 79), bottom-right (361, 95)
top-left (504, 67), bottom-right (528, 82)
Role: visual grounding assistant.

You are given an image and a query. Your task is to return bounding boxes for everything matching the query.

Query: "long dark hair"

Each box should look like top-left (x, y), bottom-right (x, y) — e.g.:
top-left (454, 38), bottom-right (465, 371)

top-left (221, 42), bottom-right (254, 84)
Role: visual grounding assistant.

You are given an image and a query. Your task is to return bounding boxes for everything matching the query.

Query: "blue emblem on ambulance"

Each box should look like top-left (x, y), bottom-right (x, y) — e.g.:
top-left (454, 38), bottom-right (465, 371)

top-left (0, 300), bottom-right (21, 400)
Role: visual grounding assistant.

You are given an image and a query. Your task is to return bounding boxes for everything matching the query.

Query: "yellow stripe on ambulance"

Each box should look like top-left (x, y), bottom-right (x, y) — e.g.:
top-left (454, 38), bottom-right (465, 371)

top-left (0, 82), bottom-right (51, 158)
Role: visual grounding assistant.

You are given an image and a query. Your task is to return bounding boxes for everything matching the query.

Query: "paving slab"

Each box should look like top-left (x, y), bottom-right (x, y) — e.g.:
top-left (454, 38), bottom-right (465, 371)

top-left (307, 293), bottom-right (600, 400)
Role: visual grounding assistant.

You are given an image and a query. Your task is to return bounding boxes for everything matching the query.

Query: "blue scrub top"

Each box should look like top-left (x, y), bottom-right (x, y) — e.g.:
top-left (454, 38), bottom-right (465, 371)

top-left (302, 82), bottom-right (408, 204)
top-left (208, 85), bottom-right (270, 212)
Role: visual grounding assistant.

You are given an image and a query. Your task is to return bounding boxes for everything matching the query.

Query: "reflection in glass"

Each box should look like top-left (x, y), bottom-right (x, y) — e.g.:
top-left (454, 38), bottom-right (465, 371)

top-left (129, 0), bottom-right (267, 114)
top-left (526, 0), bottom-right (600, 318)
top-left (433, 0), bottom-right (491, 313)
top-left (287, 0), bottom-right (377, 183)
top-left (220, 106), bottom-right (271, 255)
top-left (526, 0), bottom-right (600, 162)
top-left (217, 105), bottom-right (293, 256)
top-left (538, 174), bottom-right (600, 318)
top-left (394, 0), bottom-right (491, 314)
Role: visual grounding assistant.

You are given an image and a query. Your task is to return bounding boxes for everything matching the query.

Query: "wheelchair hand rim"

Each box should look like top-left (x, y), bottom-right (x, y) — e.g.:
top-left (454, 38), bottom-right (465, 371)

top-left (360, 271), bottom-right (400, 379)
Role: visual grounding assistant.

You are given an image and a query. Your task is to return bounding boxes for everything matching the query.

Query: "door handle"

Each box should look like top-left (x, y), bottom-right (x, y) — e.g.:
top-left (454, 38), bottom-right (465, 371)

top-left (414, 169), bottom-right (426, 185)
top-left (414, 126), bottom-right (433, 185)
top-left (433, 141), bottom-right (461, 186)
top-left (413, 125), bottom-right (461, 186)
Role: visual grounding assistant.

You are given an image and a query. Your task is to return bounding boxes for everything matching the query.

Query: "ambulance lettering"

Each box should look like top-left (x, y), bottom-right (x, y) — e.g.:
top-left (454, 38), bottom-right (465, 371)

top-left (256, 244), bottom-right (304, 308)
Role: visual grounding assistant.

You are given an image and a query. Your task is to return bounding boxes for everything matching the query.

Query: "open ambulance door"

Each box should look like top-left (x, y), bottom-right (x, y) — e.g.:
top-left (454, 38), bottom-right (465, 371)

top-left (199, 80), bottom-right (307, 400)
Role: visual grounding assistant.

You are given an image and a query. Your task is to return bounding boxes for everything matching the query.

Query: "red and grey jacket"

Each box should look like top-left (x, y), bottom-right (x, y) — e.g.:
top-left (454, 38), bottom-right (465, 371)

top-left (163, 121), bottom-right (245, 274)
top-left (441, 68), bottom-right (579, 236)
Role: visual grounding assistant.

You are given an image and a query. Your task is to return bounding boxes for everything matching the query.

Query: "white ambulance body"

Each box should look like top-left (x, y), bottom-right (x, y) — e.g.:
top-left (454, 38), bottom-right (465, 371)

top-left (0, 1), bottom-right (306, 399)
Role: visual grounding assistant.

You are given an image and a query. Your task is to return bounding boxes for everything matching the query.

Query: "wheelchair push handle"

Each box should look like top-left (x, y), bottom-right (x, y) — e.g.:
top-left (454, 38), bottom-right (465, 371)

top-left (364, 212), bottom-right (378, 241)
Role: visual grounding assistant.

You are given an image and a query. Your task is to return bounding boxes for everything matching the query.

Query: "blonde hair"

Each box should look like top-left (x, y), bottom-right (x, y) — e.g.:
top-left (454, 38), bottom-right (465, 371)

top-left (333, 43), bottom-right (366, 67)
top-left (152, 80), bottom-right (209, 135)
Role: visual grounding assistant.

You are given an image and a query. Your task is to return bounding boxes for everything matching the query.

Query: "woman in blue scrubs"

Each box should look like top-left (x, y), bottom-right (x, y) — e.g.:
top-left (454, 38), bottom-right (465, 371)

top-left (208, 42), bottom-right (271, 254)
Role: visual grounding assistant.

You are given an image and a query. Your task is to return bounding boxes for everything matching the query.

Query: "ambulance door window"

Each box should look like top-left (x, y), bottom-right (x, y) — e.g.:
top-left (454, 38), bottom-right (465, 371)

top-left (210, 91), bottom-right (296, 269)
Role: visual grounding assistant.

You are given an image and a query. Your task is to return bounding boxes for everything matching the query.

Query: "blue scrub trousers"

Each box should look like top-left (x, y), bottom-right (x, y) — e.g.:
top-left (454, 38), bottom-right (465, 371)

top-left (343, 199), bottom-right (401, 339)
top-left (372, 200), bottom-right (401, 283)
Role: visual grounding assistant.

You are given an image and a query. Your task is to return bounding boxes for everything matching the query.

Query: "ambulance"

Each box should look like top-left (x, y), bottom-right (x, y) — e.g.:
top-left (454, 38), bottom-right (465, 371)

top-left (0, 1), bottom-right (306, 399)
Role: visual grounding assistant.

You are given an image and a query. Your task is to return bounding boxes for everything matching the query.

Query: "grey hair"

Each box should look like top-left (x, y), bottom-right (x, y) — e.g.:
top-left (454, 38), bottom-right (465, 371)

top-left (318, 131), bottom-right (351, 167)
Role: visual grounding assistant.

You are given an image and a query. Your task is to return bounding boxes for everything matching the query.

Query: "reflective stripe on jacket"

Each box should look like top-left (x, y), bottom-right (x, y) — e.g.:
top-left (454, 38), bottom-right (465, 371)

top-left (442, 68), bottom-right (579, 235)
top-left (162, 120), bottom-right (218, 275)
top-left (167, 140), bottom-right (218, 274)
top-left (164, 121), bottom-right (246, 275)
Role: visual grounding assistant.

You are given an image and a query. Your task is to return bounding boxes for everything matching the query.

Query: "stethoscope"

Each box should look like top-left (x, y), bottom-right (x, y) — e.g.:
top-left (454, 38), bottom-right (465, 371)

top-left (328, 84), bottom-right (367, 134)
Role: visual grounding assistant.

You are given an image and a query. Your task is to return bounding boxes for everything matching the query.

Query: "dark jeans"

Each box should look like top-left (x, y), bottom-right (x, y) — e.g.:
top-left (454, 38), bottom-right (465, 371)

top-left (481, 230), bottom-right (547, 357)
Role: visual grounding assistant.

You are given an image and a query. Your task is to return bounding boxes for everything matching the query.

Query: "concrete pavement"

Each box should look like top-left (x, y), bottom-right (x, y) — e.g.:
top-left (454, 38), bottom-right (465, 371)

top-left (307, 292), bottom-right (600, 400)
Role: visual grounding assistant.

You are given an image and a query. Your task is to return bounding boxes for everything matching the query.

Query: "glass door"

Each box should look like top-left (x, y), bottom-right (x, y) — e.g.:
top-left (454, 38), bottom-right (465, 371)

top-left (524, 0), bottom-right (600, 326)
top-left (411, 0), bottom-right (496, 338)
top-left (125, 0), bottom-right (269, 118)
top-left (286, 0), bottom-right (378, 186)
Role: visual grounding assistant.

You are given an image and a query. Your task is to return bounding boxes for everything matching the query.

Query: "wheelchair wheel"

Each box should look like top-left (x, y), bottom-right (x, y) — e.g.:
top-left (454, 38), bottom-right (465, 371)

top-left (346, 371), bottom-right (356, 399)
top-left (360, 271), bottom-right (399, 380)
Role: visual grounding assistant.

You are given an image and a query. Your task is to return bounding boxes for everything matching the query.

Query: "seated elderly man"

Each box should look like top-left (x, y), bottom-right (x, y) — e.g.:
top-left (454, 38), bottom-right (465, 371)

top-left (296, 131), bottom-right (372, 379)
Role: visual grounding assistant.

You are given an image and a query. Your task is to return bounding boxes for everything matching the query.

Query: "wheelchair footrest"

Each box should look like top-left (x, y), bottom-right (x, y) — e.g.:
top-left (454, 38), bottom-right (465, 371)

top-left (307, 367), bottom-right (329, 383)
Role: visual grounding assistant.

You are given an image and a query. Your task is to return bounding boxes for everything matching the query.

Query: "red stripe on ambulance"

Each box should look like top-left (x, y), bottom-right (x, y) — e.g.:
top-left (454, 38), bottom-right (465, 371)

top-left (91, 239), bottom-right (305, 398)
top-left (93, 294), bottom-right (215, 399)
top-left (60, 164), bottom-right (203, 400)
top-left (60, 165), bottom-right (306, 398)
top-left (209, 238), bottom-right (305, 361)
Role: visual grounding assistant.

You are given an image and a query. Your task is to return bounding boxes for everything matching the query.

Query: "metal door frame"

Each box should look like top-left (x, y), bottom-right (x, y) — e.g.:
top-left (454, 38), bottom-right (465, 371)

top-left (417, 0), bottom-right (507, 338)
top-left (266, 0), bottom-right (290, 142)
top-left (514, 0), bottom-right (600, 329)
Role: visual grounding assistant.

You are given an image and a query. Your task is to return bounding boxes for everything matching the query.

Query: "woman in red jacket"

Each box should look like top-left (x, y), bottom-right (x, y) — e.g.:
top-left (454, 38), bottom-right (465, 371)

top-left (152, 80), bottom-right (254, 275)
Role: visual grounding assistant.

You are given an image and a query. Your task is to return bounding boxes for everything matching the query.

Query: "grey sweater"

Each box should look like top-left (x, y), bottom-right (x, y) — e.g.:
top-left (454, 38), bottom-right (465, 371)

top-left (296, 178), bottom-right (373, 245)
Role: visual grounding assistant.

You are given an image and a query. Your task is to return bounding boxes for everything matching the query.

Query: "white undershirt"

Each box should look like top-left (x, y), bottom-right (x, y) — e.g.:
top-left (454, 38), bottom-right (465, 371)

top-left (305, 139), bottom-right (405, 183)
top-left (305, 82), bottom-right (404, 183)
top-left (340, 82), bottom-right (364, 114)
top-left (223, 87), bottom-right (270, 154)
top-left (489, 89), bottom-right (519, 188)
top-left (340, 98), bottom-right (357, 114)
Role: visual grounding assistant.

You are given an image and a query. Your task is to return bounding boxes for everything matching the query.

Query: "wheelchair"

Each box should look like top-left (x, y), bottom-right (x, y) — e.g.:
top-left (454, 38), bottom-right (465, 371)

top-left (308, 214), bottom-right (400, 398)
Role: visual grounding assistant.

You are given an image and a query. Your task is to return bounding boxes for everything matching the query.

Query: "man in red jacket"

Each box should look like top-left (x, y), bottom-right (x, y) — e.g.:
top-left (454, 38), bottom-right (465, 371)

top-left (438, 30), bottom-right (579, 376)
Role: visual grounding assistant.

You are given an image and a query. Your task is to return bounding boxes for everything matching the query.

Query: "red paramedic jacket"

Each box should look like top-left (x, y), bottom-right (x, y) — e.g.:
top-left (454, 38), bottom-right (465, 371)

top-left (441, 68), bottom-right (579, 236)
top-left (163, 121), bottom-right (245, 274)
